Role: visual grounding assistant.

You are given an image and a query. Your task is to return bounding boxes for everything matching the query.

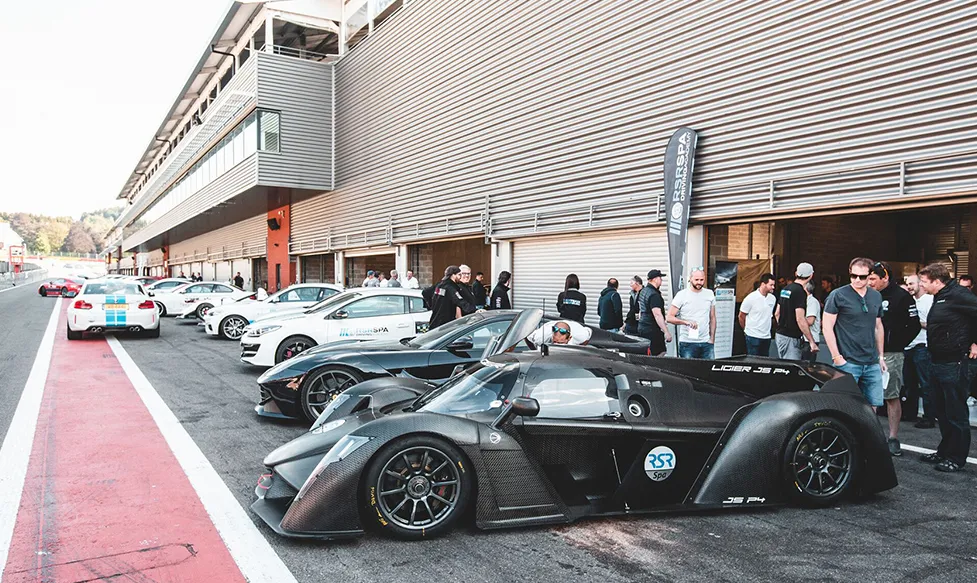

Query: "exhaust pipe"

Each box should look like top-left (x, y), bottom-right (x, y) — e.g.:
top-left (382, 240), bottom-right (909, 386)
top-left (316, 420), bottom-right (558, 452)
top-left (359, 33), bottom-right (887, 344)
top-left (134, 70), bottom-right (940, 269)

top-left (91, 326), bottom-right (103, 333)
top-left (128, 326), bottom-right (141, 332)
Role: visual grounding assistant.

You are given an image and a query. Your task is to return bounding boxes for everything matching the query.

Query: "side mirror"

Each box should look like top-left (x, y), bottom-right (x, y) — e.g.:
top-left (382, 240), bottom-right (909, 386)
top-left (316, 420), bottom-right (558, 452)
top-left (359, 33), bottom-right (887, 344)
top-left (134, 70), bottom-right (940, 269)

top-left (447, 336), bottom-right (474, 352)
top-left (148, 291), bottom-right (155, 297)
top-left (491, 397), bottom-right (540, 428)
top-left (333, 309), bottom-right (349, 319)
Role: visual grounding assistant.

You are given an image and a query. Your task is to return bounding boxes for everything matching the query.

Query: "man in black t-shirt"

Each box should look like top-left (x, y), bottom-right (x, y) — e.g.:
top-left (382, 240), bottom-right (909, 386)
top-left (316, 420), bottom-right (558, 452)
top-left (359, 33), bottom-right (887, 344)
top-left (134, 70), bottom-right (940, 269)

top-left (638, 269), bottom-right (672, 356)
top-left (775, 262), bottom-right (819, 360)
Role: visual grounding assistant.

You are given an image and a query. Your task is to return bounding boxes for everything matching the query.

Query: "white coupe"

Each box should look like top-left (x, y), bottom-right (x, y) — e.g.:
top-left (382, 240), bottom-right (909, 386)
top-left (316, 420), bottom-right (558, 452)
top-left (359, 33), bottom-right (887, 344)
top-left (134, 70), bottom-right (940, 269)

top-left (66, 280), bottom-right (160, 339)
top-left (152, 281), bottom-right (252, 318)
top-left (203, 283), bottom-right (343, 339)
top-left (240, 287), bottom-right (430, 366)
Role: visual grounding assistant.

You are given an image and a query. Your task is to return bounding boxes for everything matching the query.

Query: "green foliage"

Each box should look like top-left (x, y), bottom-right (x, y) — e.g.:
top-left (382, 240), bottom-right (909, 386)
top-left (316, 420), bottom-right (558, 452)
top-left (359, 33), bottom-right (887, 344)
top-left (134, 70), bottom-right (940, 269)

top-left (1, 205), bottom-right (123, 255)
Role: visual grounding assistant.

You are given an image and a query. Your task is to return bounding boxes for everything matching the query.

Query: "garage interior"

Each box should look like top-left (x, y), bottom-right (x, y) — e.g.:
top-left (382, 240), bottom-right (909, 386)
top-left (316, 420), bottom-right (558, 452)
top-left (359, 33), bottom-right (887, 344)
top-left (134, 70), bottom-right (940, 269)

top-left (409, 238), bottom-right (491, 288)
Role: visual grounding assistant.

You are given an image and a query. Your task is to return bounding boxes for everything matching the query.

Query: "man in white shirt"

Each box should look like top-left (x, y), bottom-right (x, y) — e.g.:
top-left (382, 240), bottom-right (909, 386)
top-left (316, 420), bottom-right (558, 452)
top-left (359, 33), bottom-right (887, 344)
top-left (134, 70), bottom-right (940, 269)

top-left (404, 270), bottom-right (420, 289)
top-left (905, 274), bottom-right (935, 428)
top-left (738, 273), bottom-right (776, 356)
top-left (803, 280), bottom-right (822, 362)
top-left (667, 269), bottom-right (717, 359)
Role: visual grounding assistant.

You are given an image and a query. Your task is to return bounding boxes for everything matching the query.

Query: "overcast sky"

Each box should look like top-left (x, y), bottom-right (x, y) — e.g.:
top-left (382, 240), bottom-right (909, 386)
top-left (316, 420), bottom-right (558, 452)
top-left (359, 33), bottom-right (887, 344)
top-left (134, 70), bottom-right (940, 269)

top-left (0, 0), bottom-right (230, 219)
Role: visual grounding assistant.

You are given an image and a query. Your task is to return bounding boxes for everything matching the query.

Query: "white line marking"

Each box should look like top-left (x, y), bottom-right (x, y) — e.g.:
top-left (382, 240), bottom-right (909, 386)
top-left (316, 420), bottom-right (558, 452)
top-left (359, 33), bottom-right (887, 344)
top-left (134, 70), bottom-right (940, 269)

top-left (0, 298), bottom-right (62, 580)
top-left (106, 337), bottom-right (298, 583)
top-left (901, 443), bottom-right (977, 465)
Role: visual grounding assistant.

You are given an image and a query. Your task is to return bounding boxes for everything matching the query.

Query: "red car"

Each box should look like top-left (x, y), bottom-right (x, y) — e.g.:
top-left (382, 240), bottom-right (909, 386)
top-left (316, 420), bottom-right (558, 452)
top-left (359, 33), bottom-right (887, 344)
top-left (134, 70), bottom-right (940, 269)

top-left (38, 278), bottom-right (85, 297)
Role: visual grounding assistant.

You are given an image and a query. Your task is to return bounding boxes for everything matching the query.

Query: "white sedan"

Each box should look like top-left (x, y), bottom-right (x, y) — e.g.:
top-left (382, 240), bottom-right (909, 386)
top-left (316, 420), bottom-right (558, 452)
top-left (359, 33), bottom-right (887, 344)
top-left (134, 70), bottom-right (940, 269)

top-left (240, 287), bottom-right (430, 366)
top-left (203, 283), bottom-right (343, 339)
top-left (152, 281), bottom-right (252, 318)
top-left (67, 280), bottom-right (160, 339)
top-left (146, 278), bottom-right (191, 292)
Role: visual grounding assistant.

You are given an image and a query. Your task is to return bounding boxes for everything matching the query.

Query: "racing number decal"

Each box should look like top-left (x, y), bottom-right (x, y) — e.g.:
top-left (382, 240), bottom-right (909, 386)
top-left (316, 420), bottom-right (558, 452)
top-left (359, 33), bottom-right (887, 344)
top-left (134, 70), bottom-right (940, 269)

top-left (644, 445), bottom-right (677, 481)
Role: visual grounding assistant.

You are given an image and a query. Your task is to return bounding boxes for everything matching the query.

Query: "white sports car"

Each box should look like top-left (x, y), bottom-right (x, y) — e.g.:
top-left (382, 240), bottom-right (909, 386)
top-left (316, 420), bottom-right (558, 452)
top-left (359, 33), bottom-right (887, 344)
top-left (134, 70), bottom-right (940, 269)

top-left (152, 281), bottom-right (252, 318)
top-left (203, 283), bottom-right (343, 340)
top-left (240, 287), bottom-right (430, 367)
top-left (66, 280), bottom-right (160, 339)
top-left (146, 278), bottom-right (191, 292)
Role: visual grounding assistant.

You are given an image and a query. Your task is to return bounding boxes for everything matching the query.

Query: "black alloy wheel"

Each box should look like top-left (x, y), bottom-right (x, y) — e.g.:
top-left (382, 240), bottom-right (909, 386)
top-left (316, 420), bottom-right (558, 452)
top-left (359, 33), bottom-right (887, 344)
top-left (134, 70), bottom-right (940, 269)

top-left (363, 436), bottom-right (472, 540)
top-left (784, 417), bottom-right (857, 506)
top-left (275, 335), bottom-right (317, 364)
top-left (219, 315), bottom-right (249, 340)
top-left (300, 367), bottom-right (363, 422)
top-left (195, 302), bottom-right (214, 319)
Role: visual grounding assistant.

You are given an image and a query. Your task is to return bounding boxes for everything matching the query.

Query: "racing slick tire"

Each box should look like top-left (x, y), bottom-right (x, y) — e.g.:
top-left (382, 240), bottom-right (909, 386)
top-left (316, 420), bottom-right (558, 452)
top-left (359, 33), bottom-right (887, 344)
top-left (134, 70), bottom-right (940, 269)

top-left (155, 302), bottom-right (168, 317)
top-left (299, 366), bottom-right (363, 422)
top-left (783, 416), bottom-right (858, 507)
top-left (145, 326), bottom-right (161, 338)
top-left (218, 315), bottom-right (249, 340)
top-left (362, 435), bottom-right (473, 540)
top-left (275, 335), bottom-right (317, 364)
top-left (60, 286), bottom-right (69, 297)
top-left (39, 287), bottom-right (47, 297)
top-left (195, 302), bottom-right (214, 319)
top-left (67, 325), bottom-right (83, 341)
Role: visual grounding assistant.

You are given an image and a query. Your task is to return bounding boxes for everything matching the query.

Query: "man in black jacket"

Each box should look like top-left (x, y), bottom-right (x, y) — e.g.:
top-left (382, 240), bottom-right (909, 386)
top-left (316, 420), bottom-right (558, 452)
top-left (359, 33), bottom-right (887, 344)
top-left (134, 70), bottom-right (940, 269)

top-left (637, 270), bottom-right (671, 356)
top-left (489, 271), bottom-right (511, 310)
top-left (427, 266), bottom-right (475, 329)
top-left (918, 263), bottom-right (977, 472)
top-left (624, 275), bottom-right (642, 335)
top-left (869, 261), bottom-right (921, 456)
top-left (597, 278), bottom-right (624, 331)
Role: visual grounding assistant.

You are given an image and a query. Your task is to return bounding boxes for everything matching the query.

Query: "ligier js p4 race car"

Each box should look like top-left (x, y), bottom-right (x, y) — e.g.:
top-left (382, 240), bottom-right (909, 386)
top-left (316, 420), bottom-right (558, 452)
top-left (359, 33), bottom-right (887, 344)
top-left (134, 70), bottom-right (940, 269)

top-left (252, 312), bottom-right (897, 541)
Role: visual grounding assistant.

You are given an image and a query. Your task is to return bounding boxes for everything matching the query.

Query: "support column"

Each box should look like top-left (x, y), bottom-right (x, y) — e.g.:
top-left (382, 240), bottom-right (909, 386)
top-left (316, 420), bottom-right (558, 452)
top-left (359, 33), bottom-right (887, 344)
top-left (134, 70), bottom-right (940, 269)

top-left (966, 205), bottom-right (977, 278)
top-left (686, 225), bottom-right (706, 284)
top-left (334, 251), bottom-right (345, 287)
top-left (491, 241), bottom-right (512, 283)
top-left (162, 245), bottom-right (169, 277)
top-left (264, 12), bottom-right (274, 51)
top-left (395, 245), bottom-right (408, 281)
top-left (267, 188), bottom-right (292, 292)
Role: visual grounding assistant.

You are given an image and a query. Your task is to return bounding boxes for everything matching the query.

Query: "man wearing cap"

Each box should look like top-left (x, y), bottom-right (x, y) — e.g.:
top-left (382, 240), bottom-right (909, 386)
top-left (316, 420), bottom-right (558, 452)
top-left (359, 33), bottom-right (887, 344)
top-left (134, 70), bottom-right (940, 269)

top-left (775, 262), bottom-right (819, 360)
top-left (363, 270), bottom-right (379, 287)
top-left (637, 270), bottom-right (671, 356)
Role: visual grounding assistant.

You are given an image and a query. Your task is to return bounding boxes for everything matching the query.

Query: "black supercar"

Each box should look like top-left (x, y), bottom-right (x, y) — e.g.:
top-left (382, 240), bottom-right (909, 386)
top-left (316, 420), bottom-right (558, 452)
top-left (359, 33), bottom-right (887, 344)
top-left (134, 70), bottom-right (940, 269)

top-left (255, 309), bottom-right (649, 422)
top-left (251, 310), bottom-right (898, 541)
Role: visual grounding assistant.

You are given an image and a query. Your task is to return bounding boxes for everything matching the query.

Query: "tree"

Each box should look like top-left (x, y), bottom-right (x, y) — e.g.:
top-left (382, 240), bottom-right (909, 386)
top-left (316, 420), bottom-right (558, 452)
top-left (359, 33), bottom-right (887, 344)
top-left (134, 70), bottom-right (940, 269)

top-left (64, 222), bottom-right (96, 254)
top-left (34, 232), bottom-right (51, 255)
top-left (40, 220), bottom-right (71, 253)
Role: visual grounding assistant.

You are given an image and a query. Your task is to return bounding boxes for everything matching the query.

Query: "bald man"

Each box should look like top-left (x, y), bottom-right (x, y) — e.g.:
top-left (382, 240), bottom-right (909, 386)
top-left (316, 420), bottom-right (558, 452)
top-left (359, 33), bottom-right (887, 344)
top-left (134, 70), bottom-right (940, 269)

top-left (667, 269), bottom-right (717, 359)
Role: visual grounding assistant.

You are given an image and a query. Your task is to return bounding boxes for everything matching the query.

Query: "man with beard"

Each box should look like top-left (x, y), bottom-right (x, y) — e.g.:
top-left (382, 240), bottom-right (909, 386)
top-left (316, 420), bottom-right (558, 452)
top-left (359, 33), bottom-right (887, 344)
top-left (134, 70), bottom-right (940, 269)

top-left (489, 271), bottom-right (512, 310)
top-left (667, 268), bottom-right (715, 359)
top-left (427, 265), bottom-right (475, 329)
top-left (624, 275), bottom-right (643, 335)
top-left (457, 264), bottom-right (478, 317)
top-left (639, 270), bottom-right (671, 356)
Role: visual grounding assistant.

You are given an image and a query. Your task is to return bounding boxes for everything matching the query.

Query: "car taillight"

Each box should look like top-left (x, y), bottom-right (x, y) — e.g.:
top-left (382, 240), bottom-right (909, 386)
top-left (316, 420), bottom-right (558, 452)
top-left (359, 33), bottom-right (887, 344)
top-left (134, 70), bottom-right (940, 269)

top-left (138, 300), bottom-right (155, 310)
top-left (74, 300), bottom-right (93, 310)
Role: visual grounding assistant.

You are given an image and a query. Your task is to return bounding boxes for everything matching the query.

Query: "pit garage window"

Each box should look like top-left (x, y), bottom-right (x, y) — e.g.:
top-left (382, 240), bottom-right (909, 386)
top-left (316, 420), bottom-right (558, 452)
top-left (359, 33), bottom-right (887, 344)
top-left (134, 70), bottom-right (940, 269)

top-left (258, 110), bottom-right (281, 153)
top-left (342, 295), bottom-right (406, 319)
top-left (527, 369), bottom-right (620, 419)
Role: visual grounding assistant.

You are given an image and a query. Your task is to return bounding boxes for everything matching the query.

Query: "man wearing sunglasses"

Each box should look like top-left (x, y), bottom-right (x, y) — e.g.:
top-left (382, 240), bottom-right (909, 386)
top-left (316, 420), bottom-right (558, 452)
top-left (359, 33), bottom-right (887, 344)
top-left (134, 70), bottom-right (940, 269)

top-left (525, 320), bottom-right (591, 347)
top-left (823, 257), bottom-right (886, 415)
top-left (868, 261), bottom-right (921, 457)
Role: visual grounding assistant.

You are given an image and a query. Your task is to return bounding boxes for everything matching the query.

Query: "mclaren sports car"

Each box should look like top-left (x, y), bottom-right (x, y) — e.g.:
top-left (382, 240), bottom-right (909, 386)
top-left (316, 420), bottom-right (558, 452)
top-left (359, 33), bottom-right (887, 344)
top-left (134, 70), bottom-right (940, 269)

top-left (255, 309), bottom-right (651, 422)
top-left (251, 310), bottom-right (898, 541)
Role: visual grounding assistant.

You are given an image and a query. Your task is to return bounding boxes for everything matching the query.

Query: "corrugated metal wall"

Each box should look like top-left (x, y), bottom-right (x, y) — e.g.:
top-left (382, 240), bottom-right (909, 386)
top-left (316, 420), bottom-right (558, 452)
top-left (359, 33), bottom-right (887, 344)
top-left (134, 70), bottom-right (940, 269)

top-left (294, 0), bottom-right (977, 249)
top-left (167, 214), bottom-right (267, 265)
top-left (255, 52), bottom-right (334, 190)
top-left (511, 227), bottom-right (671, 329)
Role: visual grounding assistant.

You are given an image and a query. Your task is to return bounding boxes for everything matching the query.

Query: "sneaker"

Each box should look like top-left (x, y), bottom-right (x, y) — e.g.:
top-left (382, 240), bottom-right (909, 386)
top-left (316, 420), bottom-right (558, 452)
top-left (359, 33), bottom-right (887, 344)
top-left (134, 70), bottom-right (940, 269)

top-left (969, 397), bottom-right (977, 407)
top-left (914, 418), bottom-right (936, 429)
top-left (935, 459), bottom-right (965, 472)
top-left (888, 437), bottom-right (902, 457)
top-left (920, 452), bottom-right (944, 463)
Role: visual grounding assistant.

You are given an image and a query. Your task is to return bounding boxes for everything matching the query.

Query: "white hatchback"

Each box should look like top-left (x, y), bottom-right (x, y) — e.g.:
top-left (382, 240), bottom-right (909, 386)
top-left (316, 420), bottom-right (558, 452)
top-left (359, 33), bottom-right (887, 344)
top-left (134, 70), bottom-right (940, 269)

top-left (66, 280), bottom-right (161, 339)
top-left (240, 287), bottom-right (430, 366)
top-left (204, 283), bottom-right (343, 340)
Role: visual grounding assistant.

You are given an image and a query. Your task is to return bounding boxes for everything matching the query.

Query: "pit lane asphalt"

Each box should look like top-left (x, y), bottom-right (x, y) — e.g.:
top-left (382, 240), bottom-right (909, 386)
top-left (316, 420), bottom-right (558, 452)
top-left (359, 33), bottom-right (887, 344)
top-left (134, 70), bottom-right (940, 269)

top-left (0, 285), bottom-right (57, 447)
top-left (107, 315), bottom-right (977, 583)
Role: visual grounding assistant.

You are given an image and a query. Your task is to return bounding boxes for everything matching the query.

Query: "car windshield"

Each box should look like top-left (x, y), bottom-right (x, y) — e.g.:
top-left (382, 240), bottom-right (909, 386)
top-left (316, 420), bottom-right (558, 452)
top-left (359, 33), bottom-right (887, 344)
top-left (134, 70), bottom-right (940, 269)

top-left (84, 282), bottom-right (143, 295)
top-left (415, 361), bottom-right (520, 415)
top-left (407, 313), bottom-right (486, 348)
top-left (305, 291), bottom-right (361, 314)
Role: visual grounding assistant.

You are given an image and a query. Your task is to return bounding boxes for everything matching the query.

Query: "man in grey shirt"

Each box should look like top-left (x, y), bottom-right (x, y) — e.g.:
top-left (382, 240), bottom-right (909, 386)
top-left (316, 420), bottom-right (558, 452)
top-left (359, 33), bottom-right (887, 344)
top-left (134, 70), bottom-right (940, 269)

top-left (823, 257), bottom-right (886, 408)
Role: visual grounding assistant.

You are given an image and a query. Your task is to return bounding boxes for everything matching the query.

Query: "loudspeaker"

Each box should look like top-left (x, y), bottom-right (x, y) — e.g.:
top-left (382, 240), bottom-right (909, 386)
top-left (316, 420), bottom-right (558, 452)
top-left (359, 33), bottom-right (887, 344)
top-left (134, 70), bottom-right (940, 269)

top-left (267, 217), bottom-right (281, 230)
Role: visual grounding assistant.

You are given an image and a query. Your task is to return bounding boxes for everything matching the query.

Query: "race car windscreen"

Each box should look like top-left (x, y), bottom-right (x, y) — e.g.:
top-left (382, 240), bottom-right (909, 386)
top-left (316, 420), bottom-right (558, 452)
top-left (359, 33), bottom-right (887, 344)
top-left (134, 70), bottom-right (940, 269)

top-left (83, 282), bottom-right (144, 296)
top-left (407, 313), bottom-right (486, 348)
top-left (304, 291), bottom-right (361, 315)
top-left (415, 362), bottom-right (520, 415)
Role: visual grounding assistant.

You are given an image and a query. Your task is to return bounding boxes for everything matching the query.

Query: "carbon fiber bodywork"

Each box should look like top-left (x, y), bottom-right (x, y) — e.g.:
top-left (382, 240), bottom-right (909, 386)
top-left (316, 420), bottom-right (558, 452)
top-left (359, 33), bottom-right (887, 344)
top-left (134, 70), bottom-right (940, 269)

top-left (252, 349), bottom-right (898, 539)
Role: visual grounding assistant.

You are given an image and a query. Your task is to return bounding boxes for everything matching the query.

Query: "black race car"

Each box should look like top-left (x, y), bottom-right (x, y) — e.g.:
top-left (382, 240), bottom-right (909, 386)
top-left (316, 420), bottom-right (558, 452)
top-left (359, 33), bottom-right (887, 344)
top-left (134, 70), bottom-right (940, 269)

top-left (251, 310), bottom-right (898, 541)
top-left (255, 309), bottom-right (649, 422)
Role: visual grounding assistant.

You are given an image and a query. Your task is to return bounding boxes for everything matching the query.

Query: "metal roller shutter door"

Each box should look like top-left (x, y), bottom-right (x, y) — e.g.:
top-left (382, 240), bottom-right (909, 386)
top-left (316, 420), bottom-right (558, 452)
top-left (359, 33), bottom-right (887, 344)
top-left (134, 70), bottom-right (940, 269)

top-left (512, 227), bottom-right (671, 329)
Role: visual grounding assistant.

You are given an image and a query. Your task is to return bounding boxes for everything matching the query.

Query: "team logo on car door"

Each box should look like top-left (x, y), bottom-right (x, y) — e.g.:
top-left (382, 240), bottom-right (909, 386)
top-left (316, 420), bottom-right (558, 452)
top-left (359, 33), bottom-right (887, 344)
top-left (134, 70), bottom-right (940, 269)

top-left (644, 445), bottom-right (676, 481)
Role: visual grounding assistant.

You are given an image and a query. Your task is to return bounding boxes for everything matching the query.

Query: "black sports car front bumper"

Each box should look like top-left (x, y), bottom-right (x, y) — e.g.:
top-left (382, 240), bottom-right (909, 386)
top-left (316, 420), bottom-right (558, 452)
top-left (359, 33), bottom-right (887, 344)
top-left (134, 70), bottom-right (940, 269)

top-left (252, 472), bottom-right (364, 539)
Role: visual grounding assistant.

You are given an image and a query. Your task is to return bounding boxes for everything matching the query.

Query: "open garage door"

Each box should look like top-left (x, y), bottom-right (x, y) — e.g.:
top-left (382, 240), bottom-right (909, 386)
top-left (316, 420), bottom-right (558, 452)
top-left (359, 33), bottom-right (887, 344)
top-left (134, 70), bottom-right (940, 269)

top-left (512, 227), bottom-right (671, 328)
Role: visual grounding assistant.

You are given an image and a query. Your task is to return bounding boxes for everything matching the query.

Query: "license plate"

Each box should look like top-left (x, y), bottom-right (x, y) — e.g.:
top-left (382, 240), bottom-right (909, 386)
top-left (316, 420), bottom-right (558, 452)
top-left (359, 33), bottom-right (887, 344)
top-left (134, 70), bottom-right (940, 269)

top-left (105, 304), bottom-right (127, 310)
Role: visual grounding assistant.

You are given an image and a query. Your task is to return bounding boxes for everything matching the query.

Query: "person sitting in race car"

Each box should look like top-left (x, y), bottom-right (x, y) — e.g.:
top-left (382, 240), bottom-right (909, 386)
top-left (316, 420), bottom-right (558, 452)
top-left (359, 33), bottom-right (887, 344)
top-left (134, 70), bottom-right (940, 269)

top-left (525, 320), bottom-right (593, 348)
